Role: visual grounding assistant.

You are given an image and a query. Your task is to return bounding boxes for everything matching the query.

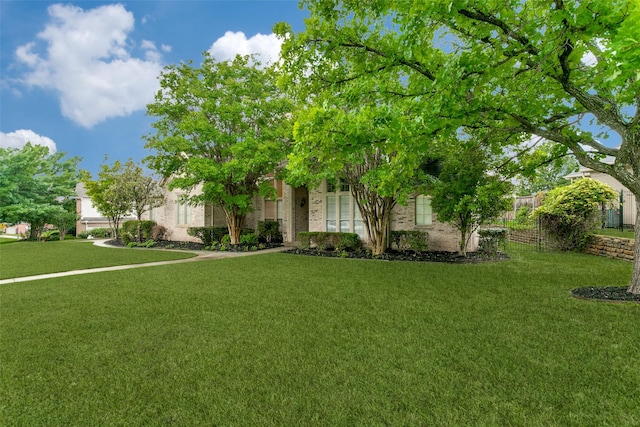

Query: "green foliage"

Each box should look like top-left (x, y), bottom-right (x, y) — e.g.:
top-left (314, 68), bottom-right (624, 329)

top-left (516, 143), bottom-right (579, 195)
top-left (145, 53), bottom-right (293, 244)
top-left (515, 206), bottom-right (533, 225)
top-left (478, 228), bottom-right (509, 255)
top-left (87, 228), bottom-right (113, 239)
top-left (239, 233), bottom-right (259, 246)
top-left (430, 139), bottom-right (513, 255)
top-left (188, 227), bottom-right (231, 246)
top-left (257, 220), bottom-right (283, 244)
top-left (121, 220), bottom-right (157, 244)
top-left (534, 178), bottom-right (617, 251)
top-left (0, 144), bottom-right (80, 240)
top-left (297, 232), bottom-right (362, 252)
top-left (390, 231), bottom-right (429, 252)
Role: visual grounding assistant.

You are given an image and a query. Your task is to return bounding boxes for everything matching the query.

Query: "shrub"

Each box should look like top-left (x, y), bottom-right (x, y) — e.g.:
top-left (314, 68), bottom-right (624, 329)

top-left (297, 232), bottom-right (362, 251)
top-left (187, 226), bottom-right (229, 246)
top-left (121, 220), bottom-right (156, 243)
top-left (515, 205), bottom-right (533, 225)
top-left (240, 233), bottom-right (259, 246)
top-left (89, 228), bottom-right (113, 238)
top-left (390, 231), bottom-right (429, 252)
top-left (42, 229), bottom-right (60, 241)
top-left (77, 231), bottom-right (89, 239)
top-left (478, 228), bottom-right (508, 255)
top-left (533, 178), bottom-right (617, 251)
top-left (257, 220), bottom-right (283, 244)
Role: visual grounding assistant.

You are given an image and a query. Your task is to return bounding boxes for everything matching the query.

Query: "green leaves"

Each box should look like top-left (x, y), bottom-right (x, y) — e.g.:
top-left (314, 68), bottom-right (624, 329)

top-left (0, 144), bottom-right (80, 238)
top-left (144, 53), bottom-right (293, 243)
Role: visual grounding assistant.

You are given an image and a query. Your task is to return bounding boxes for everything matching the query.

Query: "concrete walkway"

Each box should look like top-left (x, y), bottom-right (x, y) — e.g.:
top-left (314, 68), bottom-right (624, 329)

top-left (0, 240), bottom-right (289, 285)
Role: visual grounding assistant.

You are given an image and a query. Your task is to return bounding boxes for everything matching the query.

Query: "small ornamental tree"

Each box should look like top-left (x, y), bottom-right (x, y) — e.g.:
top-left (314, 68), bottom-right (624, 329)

top-left (82, 160), bottom-right (133, 241)
top-left (533, 178), bottom-right (617, 251)
top-left (145, 53), bottom-right (292, 244)
top-left (430, 139), bottom-right (513, 256)
top-left (119, 160), bottom-right (165, 243)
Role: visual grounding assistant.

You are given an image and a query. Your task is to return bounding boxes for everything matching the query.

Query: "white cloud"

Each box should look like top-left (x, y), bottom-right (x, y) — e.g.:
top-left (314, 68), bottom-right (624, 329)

top-left (209, 31), bottom-right (282, 66)
top-left (0, 130), bottom-right (57, 153)
top-left (14, 4), bottom-right (164, 128)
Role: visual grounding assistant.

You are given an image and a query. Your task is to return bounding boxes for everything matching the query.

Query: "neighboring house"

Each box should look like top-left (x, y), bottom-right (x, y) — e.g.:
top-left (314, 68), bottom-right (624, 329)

top-left (75, 183), bottom-right (136, 234)
top-left (565, 162), bottom-right (637, 227)
top-left (146, 177), bottom-right (475, 253)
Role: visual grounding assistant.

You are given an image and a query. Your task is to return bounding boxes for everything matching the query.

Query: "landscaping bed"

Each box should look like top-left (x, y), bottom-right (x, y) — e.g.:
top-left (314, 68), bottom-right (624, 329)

top-left (105, 239), bottom-right (282, 252)
top-left (572, 286), bottom-right (640, 303)
top-left (285, 248), bottom-right (509, 263)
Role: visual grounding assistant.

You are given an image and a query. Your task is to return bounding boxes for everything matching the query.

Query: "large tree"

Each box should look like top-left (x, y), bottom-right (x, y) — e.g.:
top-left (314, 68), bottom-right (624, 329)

top-left (0, 144), bottom-right (80, 240)
top-left (278, 0), bottom-right (640, 293)
top-left (287, 88), bottom-right (436, 255)
top-left (145, 53), bottom-right (292, 244)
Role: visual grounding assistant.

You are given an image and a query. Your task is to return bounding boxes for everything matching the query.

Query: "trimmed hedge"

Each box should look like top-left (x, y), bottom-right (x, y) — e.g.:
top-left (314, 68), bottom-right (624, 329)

top-left (390, 230), bottom-right (429, 252)
top-left (297, 232), bottom-right (362, 251)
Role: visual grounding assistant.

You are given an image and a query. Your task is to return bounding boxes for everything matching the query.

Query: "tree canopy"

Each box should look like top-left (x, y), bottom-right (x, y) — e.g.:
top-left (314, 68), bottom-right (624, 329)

top-left (0, 144), bottom-right (80, 240)
top-left (277, 0), bottom-right (640, 293)
top-left (145, 53), bottom-right (293, 244)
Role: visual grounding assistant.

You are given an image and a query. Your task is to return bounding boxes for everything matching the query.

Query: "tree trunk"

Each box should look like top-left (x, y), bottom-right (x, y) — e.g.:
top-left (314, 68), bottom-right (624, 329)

top-left (629, 201), bottom-right (640, 294)
top-left (137, 214), bottom-right (143, 243)
top-left (224, 208), bottom-right (245, 245)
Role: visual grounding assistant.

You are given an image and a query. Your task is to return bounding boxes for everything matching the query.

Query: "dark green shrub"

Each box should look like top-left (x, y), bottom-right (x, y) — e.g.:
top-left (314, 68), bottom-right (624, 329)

top-left (89, 228), bottom-right (113, 238)
top-left (478, 228), bottom-right (508, 255)
top-left (257, 220), bottom-right (283, 244)
top-left (188, 226), bottom-right (229, 246)
top-left (297, 232), bottom-right (362, 251)
top-left (240, 233), bottom-right (259, 246)
top-left (77, 231), bottom-right (89, 239)
top-left (122, 220), bottom-right (156, 243)
top-left (390, 230), bottom-right (429, 252)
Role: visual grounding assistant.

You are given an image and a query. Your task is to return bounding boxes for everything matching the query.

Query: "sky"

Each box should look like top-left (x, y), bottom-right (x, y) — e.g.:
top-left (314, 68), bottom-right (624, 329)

top-left (1, 0), bottom-right (308, 175)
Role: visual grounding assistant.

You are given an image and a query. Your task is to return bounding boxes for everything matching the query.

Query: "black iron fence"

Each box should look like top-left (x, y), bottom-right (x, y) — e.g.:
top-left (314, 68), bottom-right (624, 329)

top-left (484, 217), bottom-right (549, 252)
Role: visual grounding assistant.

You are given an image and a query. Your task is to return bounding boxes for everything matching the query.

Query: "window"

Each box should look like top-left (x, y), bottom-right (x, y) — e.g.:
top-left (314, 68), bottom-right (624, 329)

top-left (265, 178), bottom-right (284, 226)
top-left (325, 179), bottom-right (365, 239)
top-left (415, 195), bottom-right (432, 226)
top-left (326, 195), bottom-right (336, 232)
top-left (177, 201), bottom-right (191, 225)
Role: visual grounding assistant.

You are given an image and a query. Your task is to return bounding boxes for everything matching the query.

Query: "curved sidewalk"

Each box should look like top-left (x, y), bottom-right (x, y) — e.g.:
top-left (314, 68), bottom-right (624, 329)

top-left (0, 240), bottom-right (289, 285)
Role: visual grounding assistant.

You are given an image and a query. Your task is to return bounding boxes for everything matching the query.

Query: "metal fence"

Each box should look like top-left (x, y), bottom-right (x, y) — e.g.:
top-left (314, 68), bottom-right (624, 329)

top-left (485, 218), bottom-right (549, 252)
top-left (605, 190), bottom-right (636, 229)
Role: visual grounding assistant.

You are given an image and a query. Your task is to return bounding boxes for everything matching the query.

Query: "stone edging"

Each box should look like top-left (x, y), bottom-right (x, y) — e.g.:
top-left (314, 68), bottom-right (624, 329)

top-left (583, 235), bottom-right (634, 262)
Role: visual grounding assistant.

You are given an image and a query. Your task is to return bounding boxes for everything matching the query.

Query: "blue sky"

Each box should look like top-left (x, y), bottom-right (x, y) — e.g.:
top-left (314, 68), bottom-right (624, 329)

top-left (1, 0), bottom-right (307, 175)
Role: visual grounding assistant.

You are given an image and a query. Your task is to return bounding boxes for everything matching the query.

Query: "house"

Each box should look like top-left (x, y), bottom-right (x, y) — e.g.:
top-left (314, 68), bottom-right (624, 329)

top-left (75, 183), bottom-right (136, 235)
top-left (565, 163), bottom-right (637, 227)
top-left (145, 177), bottom-right (475, 253)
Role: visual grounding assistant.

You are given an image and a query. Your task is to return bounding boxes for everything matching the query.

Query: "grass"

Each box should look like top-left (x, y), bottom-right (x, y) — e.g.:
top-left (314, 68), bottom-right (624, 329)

top-left (1, 249), bottom-right (639, 425)
top-left (591, 228), bottom-right (635, 239)
top-left (0, 240), bottom-right (195, 279)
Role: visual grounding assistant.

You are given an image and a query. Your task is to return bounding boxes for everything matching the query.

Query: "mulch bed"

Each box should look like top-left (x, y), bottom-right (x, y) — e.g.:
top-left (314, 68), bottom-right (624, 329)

top-left (572, 286), bottom-right (640, 303)
top-left (104, 239), bottom-right (282, 252)
top-left (284, 248), bottom-right (509, 263)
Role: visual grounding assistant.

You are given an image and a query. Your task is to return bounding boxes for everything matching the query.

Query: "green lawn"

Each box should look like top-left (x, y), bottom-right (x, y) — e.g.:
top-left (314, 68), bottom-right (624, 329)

top-left (1, 250), bottom-right (638, 425)
top-left (591, 228), bottom-right (635, 239)
top-left (0, 240), bottom-right (195, 279)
